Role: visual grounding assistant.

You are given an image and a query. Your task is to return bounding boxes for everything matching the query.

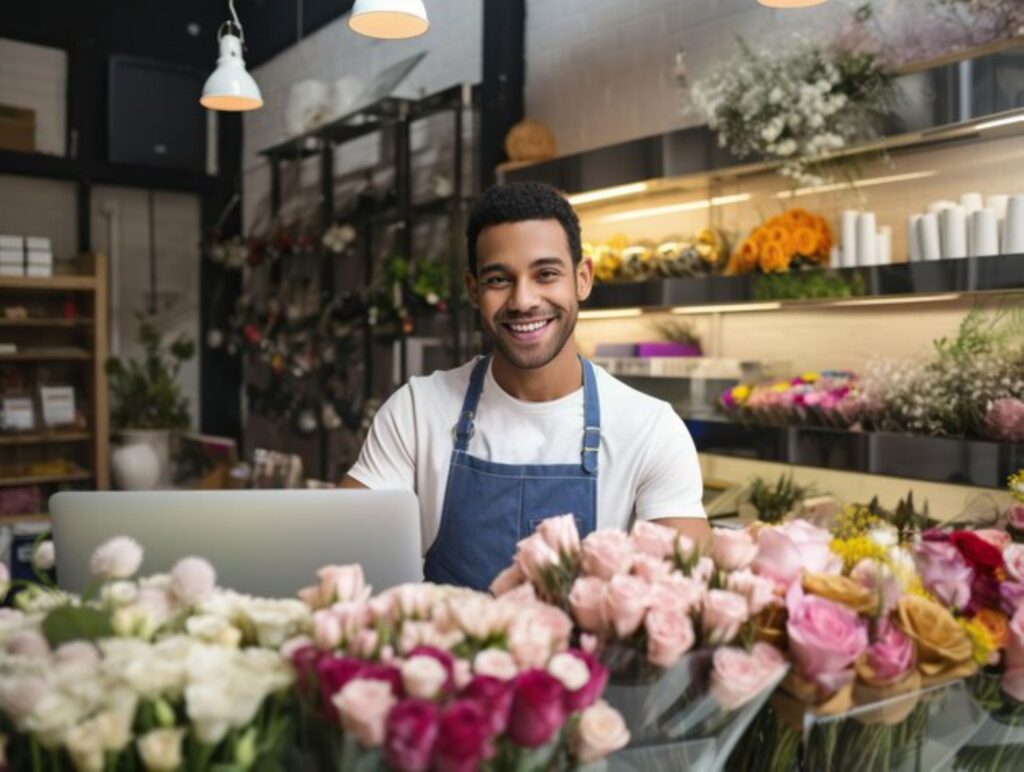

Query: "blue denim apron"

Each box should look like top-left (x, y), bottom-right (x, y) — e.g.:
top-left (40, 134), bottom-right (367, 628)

top-left (422, 355), bottom-right (600, 591)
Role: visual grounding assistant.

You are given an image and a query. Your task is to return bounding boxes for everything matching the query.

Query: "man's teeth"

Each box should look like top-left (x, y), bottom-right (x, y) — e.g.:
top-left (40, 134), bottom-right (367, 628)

top-left (508, 320), bottom-right (548, 333)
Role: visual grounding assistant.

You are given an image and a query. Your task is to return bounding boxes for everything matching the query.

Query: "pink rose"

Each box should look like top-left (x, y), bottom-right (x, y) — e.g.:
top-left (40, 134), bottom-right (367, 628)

top-left (1003, 606), bottom-right (1024, 701)
top-left (1009, 505), bottom-right (1024, 531)
top-left (402, 655), bottom-right (449, 699)
top-left (601, 575), bottom-right (651, 638)
top-left (651, 573), bottom-right (705, 616)
top-left (753, 520), bottom-right (839, 588)
top-left (572, 700), bottom-right (631, 763)
top-left (710, 644), bottom-right (785, 710)
top-left (561, 649), bottom-right (609, 713)
top-left (865, 619), bottom-right (915, 684)
top-left (631, 521), bottom-right (681, 559)
top-left (1005, 544), bottom-right (1024, 584)
top-left (785, 583), bottom-right (867, 693)
top-left (489, 564), bottom-right (525, 596)
top-left (384, 699), bottom-right (440, 772)
top-left (460, 675), bottom-right (514, 735)
top-left (313, 610), bottom-right (343, 650)
top-left (318, 564), bottom-right (371, 606)
top-left (569, 577), bottom-right (608, 633)
top-left (473, 649), bottom-right (518, 681)
top-left (976, 529), bottom-right (1012, 551)
top-left (701, 590), bottom-right (750, 645)
top-left (582, 530), bottom-right (634, 580)
top-left (725, 569), bottom-right (779, 615)
top-left (515, 533), bottom-right (560, 585)
top-left (507, 606), bottom-right (572, 669)
top-left (333, 678), bottom-right (396, 747)
top-left (711, 529), bottom-right (759, 572)
top-left (691, 557), bottom-right (716, 585)
top-left (508, 670), bottom-right (566, 748)
top-left (913, 541), bottom-right (974, 609)
top-left (645, 608), bottom-right (695, 668)
top-left (1002, 581), bottom-right (1024, 616)
top-left (632, 554), bottom-right (672, 582)
top-left (434, 700), bottom-right (494, 772)
top-left (536, 514), bottom-right (581, 555)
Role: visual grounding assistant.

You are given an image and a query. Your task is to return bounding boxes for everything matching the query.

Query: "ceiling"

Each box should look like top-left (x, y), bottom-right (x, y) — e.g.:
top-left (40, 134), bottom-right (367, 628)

top-left (0, 0), bottom-right (355, 70)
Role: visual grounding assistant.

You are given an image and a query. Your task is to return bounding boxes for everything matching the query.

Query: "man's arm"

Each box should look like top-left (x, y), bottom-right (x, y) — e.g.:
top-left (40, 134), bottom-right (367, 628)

top-left (340, 476), bottom-right (368, 489)
top-left (651, 516), bottom-right (711, 551)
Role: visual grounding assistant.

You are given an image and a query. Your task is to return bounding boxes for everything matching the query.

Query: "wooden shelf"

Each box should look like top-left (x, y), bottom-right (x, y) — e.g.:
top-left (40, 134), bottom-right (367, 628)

top-left (0, 274), bottom-right (96, 291)
top-left (0, 512), bottom-right (50, 525)
top-left (0, 318), bottom-right (93, 327)
top-left (0, 348), bottom-right (91, 361)
top-left (0, 431), bottom-right (91, 446)
top-left (0, 468), bottom-right (93, 488)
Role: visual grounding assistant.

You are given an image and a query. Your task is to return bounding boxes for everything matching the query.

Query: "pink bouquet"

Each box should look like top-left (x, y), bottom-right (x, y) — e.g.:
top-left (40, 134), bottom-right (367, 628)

top-left (288, 565), bottom-right (630, 769)
top-left (721, 371), bottom-right (865, 429)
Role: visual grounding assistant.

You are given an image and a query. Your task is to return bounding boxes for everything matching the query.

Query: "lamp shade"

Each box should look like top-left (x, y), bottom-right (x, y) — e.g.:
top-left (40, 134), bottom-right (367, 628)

top-left (757, 0), bottom-right (828, 6)
top-left (200, 33), bottom-right (263, 111)
top-left (349, 0), bottom-right (429, 39)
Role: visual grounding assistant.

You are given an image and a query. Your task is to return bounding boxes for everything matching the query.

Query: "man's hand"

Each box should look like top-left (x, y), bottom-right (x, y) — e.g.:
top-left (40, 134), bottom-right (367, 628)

top-left (651, 517), bottom-right (711, 552)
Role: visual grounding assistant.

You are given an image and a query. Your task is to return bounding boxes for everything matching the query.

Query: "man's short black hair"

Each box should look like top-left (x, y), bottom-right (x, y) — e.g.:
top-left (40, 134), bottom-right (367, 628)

top-left (465, 181), bottom-right (581, 274)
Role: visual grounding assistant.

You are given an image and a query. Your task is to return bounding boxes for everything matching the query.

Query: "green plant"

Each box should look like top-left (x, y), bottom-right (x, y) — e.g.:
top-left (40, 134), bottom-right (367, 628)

top-left (748, 473), bottom-right (814, 523)
top-left (753, 269), bottom-right (866, 301)
top-left (105, 314), bottom-right (195, 430)
top-left (652, 319), bottom-right (702, 348)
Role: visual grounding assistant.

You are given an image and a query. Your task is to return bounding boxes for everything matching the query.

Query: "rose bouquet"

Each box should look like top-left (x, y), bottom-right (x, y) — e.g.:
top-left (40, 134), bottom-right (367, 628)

top-left (287, 563), bottom-right (629, 770)
top-left (720, 371), bottom-right (863, 429)
top-left (728, 208), bottom-right (833, 276)
top-left (0, 536), bottom-right (299, 771)
top-left (491, 516), bottom-right (788, 768)
top-left (732, 513), bottom-right (980, 772)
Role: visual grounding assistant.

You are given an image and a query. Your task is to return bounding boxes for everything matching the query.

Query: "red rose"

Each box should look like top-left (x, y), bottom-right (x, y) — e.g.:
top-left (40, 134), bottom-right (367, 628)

top-left (460, 675), bottom-right (513, 735)
top-left (951, 531), bottom-right (1005, 573)
top-left (433, 700), bottom-right (494, 772)
top-left (361, 663), bottom-right (404, 696)
top-left (316, 656), bottom-right (364, 719)
top-left (290, 644), bottom-right (327, 700)
top-left (507, 669), bottom-right (566, 748)
top-left (561, 649), bottom-right (608, 713)
top-left (384, 699), bottom-right (440, 772)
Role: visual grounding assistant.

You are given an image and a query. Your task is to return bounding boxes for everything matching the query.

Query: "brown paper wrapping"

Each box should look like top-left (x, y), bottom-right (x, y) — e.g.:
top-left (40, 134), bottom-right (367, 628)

top-left (771, 670), bottom-right (855, 733)
top-left (851, 670), bottom-right (922, 726)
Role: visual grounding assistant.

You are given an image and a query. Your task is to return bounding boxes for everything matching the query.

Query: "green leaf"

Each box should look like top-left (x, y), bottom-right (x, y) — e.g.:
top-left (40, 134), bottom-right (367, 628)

top-left (41, 606), bottom-right (114, 646)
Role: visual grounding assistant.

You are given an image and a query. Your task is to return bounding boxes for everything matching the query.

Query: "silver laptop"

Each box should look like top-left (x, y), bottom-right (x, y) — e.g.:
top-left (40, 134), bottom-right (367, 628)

top-left (49, 490), bottom-right (422, 597)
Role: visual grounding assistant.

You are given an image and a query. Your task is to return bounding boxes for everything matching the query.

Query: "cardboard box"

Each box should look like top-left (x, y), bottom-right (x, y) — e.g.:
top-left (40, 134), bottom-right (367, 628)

top-left (0, 105), bottom-right (35, 153)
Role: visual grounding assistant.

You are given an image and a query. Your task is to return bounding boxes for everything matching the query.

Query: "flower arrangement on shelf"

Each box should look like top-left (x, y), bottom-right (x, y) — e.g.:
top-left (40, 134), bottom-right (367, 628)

top-left (586, 227), bottom-right (729, 284)
top-left (720, 370), bottom-right (863, 428)
top-left (690, 37), bottom-right (898, 186)
top-left (727, 208), bottom-right (834, 275)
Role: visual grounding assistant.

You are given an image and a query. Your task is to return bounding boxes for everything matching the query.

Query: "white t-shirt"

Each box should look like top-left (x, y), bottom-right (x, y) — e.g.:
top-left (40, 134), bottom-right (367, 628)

top-left (347, 358), bottom-right (706, 555)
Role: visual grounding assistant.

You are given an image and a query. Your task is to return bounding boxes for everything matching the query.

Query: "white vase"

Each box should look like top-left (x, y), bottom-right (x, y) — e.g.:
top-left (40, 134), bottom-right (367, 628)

top-left (111, 429), bottom-right (172, 490)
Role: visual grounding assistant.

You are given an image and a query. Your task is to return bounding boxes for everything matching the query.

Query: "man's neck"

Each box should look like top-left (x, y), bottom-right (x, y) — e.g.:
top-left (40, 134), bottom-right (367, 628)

top-left (491, 343), bottom-right (582, 402)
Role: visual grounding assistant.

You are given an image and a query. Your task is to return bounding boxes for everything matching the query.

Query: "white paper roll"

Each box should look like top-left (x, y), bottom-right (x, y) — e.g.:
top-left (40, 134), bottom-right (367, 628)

top-left (939, 205), bottom-right (967, 259)
top-left (829, 245), bottom-right (841, 268)
top-left (907, 215), bottom-right (923, 262)
top-left (928, 200), bottom-right (957, 215)
top-left (969, 209), bottom-right (999, 257)
top-left (918, 213), bottom-right (941, 261)
top-left (857, 212), bottom-right (877, 265)
top-left (841, 210), bottom-right (858, 268)
top-left (987, 194), bottom-right (1010, 222)
top-left (1005, 195), bottom-right (1024, 255)
top-left (876, 226), bottom-right (892, 265)
top-left (959, 192), bottom-right (983, 214)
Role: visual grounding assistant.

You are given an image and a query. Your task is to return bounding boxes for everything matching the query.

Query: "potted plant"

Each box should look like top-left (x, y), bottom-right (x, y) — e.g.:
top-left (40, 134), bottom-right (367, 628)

top-left (105, 314), bottom-right (195, 489)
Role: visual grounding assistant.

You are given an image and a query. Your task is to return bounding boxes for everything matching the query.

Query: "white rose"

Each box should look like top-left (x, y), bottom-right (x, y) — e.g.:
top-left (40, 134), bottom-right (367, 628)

top-left (89, 536), bottom-right (143, 579)
top-left (547, 652), bottom-right (590, 692)
top-left (137, 728), bottom-right (185, 771)
top-left (473, 648), bottom-right (519, 680)
top-left (573, 700), bottom-right (630, 762)
top-left (401, 655), bottom-right (449, 698)
top-left (102, 581), bottom-right (139, 607)
top-left (65, 719), bottom-right (105, 771)
top-left (185, 681), bottom-right (233, 744)
top-left (94, 708), bottom-right (134, 752)
top-left (0, 676), bottom-right (49, 726)
top-left (33, 541), bottom-right (56, 571)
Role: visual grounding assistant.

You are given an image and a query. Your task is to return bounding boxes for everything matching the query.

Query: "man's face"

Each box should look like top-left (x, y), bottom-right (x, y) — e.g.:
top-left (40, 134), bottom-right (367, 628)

top-left (467, 219), bottom-right (593, 370)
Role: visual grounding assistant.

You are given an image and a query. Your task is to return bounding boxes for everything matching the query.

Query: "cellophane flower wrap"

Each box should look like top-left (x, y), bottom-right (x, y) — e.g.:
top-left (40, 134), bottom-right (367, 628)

top-left (492, 516), bottom-right (789, 767)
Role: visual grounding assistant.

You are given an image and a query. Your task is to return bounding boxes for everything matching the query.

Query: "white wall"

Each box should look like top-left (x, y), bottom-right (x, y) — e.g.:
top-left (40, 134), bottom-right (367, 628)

top-left (0, 174), bottom-right (77, 258)
top-left (0, 38), bottom-right (67, 156)
top-left (242, 0), bottom-right (484, 232)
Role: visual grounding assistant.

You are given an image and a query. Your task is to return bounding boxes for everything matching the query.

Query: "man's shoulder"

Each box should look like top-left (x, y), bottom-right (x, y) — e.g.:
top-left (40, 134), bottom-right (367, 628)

top-left (406, 358), bottom-right (479, 402)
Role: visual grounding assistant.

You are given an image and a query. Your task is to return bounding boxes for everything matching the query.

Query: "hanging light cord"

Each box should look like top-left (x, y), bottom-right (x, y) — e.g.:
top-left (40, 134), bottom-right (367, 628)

top-left (227, 0), bottom-right (245, 43)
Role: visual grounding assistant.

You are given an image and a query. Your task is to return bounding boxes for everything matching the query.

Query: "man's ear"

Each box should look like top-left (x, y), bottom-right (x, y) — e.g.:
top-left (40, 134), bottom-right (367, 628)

top-left (576, 256), bottom-right (594, 303)
top-left (464, 269), bottom-right (479, 309)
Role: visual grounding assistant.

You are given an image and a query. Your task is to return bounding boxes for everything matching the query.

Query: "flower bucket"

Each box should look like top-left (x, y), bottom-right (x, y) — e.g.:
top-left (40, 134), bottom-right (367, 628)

top-left (727, 677), bottom-right (980, 772)
top-left (953, 671), bottom-right (1024, 771)
top-left (601, 647), bottom-right (787, 772)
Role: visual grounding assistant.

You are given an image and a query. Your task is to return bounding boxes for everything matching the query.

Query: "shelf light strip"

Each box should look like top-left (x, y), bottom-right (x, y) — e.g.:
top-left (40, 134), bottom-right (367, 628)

top-left (598, 193), bottom-right (752, 224)
top-left (671, 302), bottom-right (782, 314)
top-left (824, 293), bottom-right (962, 308)
top-left (567, 182), bottom-right (651, 206)
top-left (776, 170), bottom-right (937, 199)
top-left (974, 114), bottom-right (1024, 132)
top-left (577, 308), bottom-right (644, 320)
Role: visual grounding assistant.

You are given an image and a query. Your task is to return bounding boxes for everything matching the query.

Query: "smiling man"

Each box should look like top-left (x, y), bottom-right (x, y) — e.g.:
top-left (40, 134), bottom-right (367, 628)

top-left (342, 181), bottom-right (709, 590)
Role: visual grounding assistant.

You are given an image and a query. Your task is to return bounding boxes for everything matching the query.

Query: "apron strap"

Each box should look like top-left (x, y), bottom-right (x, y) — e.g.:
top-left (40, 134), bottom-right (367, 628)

top-left (581, 357), bottom-right (601, 475)
top-left (453, 355), bottom-right (490, 451)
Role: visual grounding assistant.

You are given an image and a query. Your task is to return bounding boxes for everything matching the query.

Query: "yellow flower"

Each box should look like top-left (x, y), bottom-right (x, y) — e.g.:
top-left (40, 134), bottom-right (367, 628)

top-left (731, 385), bottom-right (751, 403)
top-left (800, 371), bottom-right (820, 383)
top-left (769, 381), bottom-right (791, 393)
top-left (1008, 470), bottom-right (1024, 502)
top-left (830, 504), bottom-right (881, 540)
top-left (830, 536), bottom-right (887, 573)
top-left (958, 618), bottom-right (995, 667)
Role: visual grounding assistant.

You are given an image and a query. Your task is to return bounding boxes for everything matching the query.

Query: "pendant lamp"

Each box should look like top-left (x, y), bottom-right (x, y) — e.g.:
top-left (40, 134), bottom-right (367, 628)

top-left (201, 0), bottom-right (263, 111)
top-left (757, 0), bottom-right (828, 7)
top-left (349, 0), bottom-right (430, 39)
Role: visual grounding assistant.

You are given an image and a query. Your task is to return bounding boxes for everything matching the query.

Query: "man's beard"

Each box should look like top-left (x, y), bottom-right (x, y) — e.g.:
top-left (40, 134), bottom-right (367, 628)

top-left (488, 305), bottom-right (578, 370)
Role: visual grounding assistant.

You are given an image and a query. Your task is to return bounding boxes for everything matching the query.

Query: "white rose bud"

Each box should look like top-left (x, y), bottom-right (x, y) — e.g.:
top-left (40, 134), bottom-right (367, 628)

top-left (401, 655), bottom-right (448, 699)
top-left (573, 700), bottom-right (631, 762)
top-left (137, 728), bottom-right (185, 771)
top-left (65, 719), bottom-right (105, 772)
top-left (33, 541), bottom-right (56, 571)
top-left (547, 652), bottom-right (590, 692)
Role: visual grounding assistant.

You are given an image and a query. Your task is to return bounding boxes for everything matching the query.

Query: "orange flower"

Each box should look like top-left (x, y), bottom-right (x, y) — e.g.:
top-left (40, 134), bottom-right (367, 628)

top-left (793, 226), bottom-right (819, 257)
top-left (759, 241), bottom-right (791, 273)
top-left (975, 608), bottom-right (1009, 651)
top-left (766, 226), bottom-right (793, 255)
top-left (751, 227), bottom-right (771, 248)
top-left (733, 239), bottom-right (760, 273)
top-left (783, 208), bottom-right (811, 228)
